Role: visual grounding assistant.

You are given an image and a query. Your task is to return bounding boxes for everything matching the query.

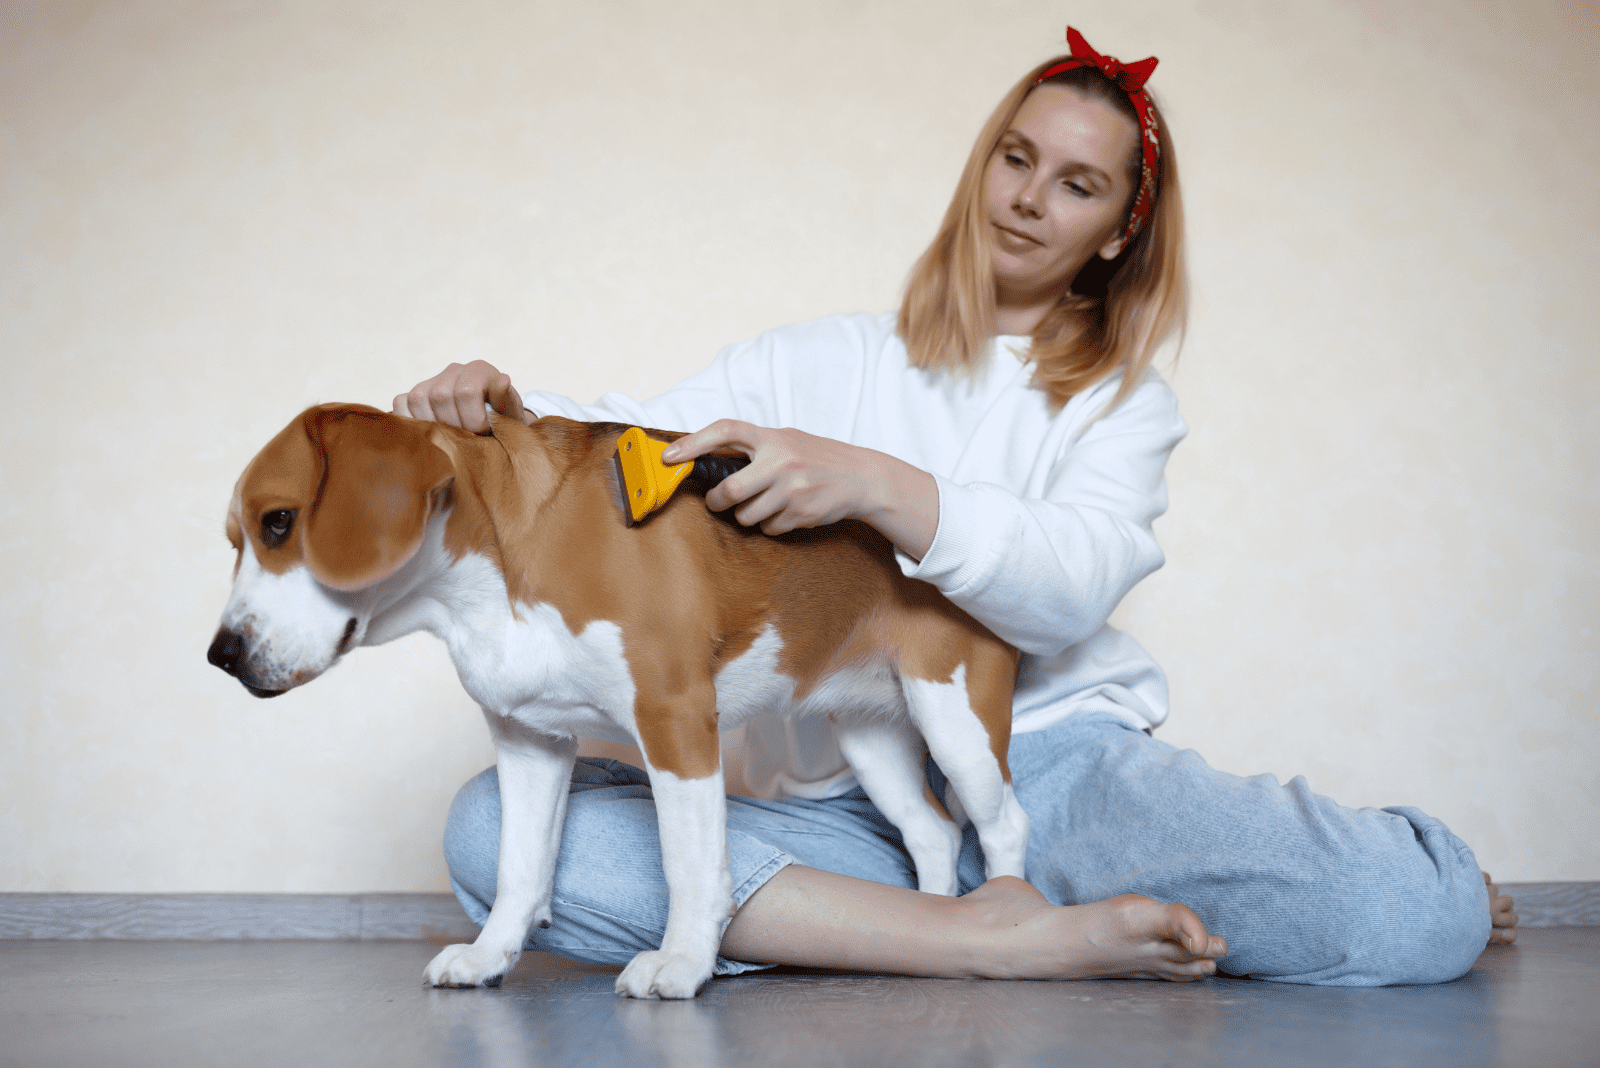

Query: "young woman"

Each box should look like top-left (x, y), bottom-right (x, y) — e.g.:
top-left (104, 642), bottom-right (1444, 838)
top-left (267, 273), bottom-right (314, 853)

top-left (397, 28), bottom-right (1517, 985)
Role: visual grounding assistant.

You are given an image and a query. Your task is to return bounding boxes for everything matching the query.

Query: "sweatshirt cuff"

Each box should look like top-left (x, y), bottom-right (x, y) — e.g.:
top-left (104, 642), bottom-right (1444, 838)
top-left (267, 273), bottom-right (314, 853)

top-left (894, 473), bottom-right (995, 594)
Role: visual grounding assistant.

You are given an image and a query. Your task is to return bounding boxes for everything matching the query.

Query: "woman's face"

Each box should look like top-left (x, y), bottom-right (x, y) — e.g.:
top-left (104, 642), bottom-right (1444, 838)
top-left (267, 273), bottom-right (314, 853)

top-left (982, 83), bottom-right (1139, 307)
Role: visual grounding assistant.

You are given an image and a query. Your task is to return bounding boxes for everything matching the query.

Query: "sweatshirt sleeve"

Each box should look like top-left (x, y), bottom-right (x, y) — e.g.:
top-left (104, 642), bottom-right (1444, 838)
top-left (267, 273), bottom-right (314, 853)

top-left (520, 334), bottom-right (789, 433)
top-left (897, 372), bottom-right (1187, 658)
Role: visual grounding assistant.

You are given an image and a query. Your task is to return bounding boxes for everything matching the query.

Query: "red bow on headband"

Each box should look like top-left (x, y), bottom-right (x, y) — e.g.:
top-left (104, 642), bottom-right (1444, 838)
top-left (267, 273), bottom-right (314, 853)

top-left (1037, 27), bottom-right (1159, 91)
top-left (1064, 26), bottom-right (1157, 92)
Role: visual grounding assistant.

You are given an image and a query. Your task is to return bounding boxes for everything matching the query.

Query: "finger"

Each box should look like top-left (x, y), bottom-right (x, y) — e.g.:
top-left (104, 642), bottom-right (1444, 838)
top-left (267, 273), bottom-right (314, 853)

top-left (760, 513), bottom-right (800, 537)
top-left (426, 380), bottom-right (478, 431)
top-left (704, 464), bottom-right (771, 513)
top-left (404, 367), bottom-right (459, 424)
top-left (451, 376), bottom-right (492, 434)
top-left (731, 489), bottom-right (785, 530)
top-left (408, 387), bottom-right (443, 424)
top-left (424, 383), bottom-right (461, 428)
top-left (393, 393), bottom-right (413, 417)
top-left (485, 373), bottom-right (528, 425)
top-left (409, 363), bottom-right (464, 427)
top-left (662, 419), bottom-right (760, 464)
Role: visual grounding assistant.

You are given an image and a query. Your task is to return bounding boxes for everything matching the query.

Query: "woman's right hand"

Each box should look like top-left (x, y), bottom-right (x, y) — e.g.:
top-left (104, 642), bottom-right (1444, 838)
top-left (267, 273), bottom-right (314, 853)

top-left (393, 360), bottom-right (532, 433)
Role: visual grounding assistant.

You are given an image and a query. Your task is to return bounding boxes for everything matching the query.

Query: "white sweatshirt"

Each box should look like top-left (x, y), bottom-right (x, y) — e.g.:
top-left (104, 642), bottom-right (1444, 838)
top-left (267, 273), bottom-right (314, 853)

top-left (525, 312), bottom-right (1187, 799)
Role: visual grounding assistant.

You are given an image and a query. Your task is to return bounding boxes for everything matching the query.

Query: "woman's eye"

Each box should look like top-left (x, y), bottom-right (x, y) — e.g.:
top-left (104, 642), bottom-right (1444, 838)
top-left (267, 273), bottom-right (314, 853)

top-left (261, 509), bottom-right (295, 548)
top-left (1064, 181), bottom-right (1090, 197)
top-left (1004, 152), bottom-right (1027, 168)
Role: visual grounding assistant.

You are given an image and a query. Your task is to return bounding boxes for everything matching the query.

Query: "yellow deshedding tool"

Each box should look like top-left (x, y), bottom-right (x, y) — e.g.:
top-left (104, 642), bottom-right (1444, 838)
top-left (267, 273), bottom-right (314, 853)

top-left (615, 426), bottom-right (694, 525)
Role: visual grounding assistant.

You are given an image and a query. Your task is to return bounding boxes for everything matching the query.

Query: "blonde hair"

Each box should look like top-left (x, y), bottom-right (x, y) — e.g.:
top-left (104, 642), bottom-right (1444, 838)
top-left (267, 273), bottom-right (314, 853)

top-left (898, 59), bottom-right (1187, 413)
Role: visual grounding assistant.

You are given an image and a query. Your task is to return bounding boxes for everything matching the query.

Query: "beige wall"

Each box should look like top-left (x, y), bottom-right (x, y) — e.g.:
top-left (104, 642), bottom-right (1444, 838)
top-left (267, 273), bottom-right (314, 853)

top-left (2, 0), bottom-right (1595, 893)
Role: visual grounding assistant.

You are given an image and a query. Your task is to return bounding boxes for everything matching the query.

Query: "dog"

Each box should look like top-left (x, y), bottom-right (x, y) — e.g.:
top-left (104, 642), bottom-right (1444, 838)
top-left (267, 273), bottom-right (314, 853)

top-left (209, 403), bottom-right (1027, 998)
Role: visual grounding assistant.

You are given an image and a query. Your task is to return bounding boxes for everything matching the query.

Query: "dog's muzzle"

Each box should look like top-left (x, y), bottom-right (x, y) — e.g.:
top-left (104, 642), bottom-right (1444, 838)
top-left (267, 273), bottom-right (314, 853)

top-left (207, 629), bottom-right (286, 698)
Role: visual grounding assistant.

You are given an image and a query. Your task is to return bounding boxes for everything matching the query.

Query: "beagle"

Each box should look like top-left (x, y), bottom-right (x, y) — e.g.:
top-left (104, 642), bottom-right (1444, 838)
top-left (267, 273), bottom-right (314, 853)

top-left (209, 404), bottom-right (1027, 998)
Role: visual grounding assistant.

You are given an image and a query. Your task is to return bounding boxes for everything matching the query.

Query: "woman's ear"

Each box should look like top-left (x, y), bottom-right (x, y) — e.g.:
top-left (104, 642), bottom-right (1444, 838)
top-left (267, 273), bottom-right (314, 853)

top-left (302, 406), bottom-right (455, 591)
top-left (1097, 231), bottom-right (1127, 261)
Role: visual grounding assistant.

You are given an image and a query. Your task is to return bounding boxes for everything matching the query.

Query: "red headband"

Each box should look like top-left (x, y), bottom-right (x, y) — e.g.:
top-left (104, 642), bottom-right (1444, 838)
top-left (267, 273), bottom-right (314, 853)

top-left (1034, 27), bottom-right (1161, 249)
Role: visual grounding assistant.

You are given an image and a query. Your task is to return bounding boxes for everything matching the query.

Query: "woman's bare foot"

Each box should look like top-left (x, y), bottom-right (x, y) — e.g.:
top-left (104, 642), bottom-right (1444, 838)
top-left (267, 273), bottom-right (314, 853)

top-left (720, 866), bottom-right (1227, 982)
top-left (953, 876), bottom-right (1227, 981)
top-left (1483, 872), bottom-right (1518, 945)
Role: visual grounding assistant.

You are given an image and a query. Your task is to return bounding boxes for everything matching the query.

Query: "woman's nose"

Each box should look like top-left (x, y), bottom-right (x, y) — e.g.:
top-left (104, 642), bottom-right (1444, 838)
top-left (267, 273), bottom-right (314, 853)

top-left (1013, 182), bottom-right (1043, 218)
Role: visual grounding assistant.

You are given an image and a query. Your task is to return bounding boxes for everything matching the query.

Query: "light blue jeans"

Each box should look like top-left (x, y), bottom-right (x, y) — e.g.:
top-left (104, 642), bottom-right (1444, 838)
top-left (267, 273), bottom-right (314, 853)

top-left (443, 712), bottom-right (1491, 986)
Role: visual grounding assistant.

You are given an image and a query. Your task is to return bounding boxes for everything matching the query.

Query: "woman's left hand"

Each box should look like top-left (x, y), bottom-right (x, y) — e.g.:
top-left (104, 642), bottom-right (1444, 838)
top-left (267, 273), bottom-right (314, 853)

top-left (662, 419), bottom-right (938, 560)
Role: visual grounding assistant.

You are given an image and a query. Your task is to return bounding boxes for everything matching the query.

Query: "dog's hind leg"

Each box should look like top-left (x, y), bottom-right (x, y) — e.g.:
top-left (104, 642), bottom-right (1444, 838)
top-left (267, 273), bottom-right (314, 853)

top-left (901, 662), bottom-right (1028, 883)
top-left (426, 718), bottom-right (578, 988)
top-left (835, 718), bottom-right (962, 896)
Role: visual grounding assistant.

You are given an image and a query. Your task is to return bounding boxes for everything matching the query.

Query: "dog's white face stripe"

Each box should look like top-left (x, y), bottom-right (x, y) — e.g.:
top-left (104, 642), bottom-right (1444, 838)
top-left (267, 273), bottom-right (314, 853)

top-left (217, 542), bottom-right (362, 693)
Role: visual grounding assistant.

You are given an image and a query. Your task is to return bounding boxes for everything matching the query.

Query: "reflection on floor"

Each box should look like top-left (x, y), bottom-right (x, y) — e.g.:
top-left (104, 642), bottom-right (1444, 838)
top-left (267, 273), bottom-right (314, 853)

top-left (3, 928), bottom-right (1595, 1068)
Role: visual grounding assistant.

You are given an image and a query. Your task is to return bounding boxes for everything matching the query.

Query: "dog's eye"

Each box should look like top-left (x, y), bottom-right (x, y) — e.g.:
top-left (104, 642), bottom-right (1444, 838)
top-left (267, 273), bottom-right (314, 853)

top-left (260, 509), bottom-right (295, 548)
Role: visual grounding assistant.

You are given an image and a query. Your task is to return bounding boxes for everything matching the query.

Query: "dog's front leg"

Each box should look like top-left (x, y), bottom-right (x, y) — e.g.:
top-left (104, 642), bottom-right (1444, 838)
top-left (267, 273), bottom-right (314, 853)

top-left (425, 719), bottom-right (577, 988)
top-left (613, 762), bottom-right (731, 1000)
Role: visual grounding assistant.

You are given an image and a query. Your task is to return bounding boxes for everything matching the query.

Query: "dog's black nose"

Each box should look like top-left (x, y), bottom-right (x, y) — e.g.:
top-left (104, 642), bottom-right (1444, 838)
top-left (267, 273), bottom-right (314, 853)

top-left (208, 629), bottom-right (245, 676)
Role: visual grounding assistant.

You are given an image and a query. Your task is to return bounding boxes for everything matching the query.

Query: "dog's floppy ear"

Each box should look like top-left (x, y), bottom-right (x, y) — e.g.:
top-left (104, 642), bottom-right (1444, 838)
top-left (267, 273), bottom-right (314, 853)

top-left (301, 406), bottom-right (455, 591)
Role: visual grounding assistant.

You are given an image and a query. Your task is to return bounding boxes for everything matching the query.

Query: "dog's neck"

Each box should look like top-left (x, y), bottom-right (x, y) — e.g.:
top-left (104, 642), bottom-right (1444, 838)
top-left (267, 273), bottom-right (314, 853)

top-left (362, 416), bottom-right (603, 650)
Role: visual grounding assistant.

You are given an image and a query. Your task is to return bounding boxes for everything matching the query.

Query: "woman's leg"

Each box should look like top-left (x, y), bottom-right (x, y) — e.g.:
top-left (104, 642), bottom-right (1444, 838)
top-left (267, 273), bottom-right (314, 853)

top-left (444, 754), bottom-right (1227, 980)
top-left (966, 712), bottom-right (1498, 985)
top-left (723, 713), bottom-right (1509, 985)
top-left (445, 718), bottom-right (1506, 986)
top-left (718, 867), bottom-right (1226, 980)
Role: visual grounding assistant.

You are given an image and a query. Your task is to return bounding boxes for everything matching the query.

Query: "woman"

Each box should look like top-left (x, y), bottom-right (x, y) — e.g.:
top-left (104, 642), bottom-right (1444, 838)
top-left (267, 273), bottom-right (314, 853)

top-left (397, 28), bottom-right (1516, 985)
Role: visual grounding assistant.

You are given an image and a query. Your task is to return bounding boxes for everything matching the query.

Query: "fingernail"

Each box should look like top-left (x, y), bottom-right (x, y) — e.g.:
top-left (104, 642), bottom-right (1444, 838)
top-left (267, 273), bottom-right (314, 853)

top-left (662, 447), bottom-right (679, 462)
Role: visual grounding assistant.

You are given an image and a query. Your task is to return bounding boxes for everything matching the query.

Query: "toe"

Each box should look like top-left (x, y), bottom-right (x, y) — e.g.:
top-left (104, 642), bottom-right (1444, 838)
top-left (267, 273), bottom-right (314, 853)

top-left (1151, 957), bottom-right (1217, 982)
top-left (1159, 901), bottom-right (1214, 959)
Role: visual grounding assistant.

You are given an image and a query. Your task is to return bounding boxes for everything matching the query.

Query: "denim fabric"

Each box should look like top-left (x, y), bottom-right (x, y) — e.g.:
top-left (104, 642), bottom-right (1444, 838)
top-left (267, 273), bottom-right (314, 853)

top-left (444, 712), bottom-right (1491, 985)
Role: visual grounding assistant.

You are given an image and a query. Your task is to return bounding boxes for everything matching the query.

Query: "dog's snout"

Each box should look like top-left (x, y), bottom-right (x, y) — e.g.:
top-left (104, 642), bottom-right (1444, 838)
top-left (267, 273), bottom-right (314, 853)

top-left (208, 629), bottom-right (245, 676)
top-left (209, 628), bottom-right (287, 698)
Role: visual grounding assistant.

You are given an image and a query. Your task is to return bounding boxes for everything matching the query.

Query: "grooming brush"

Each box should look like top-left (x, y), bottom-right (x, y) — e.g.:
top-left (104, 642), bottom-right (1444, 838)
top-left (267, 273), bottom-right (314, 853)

top-left (614, 426), bottom-right (749, 525)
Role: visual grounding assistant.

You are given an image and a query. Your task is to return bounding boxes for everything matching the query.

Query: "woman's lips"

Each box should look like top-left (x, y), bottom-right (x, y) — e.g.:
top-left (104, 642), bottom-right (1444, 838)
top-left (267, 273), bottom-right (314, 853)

top-left (992, 223), bottom-right (1041, 252)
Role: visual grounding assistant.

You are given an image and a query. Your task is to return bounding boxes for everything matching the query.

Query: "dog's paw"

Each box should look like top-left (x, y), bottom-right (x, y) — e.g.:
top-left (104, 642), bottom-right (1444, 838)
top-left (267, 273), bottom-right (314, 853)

top-left (614, 949), bottom-right (712, 999)
top-left (424, 942), bottom-right (520, 988)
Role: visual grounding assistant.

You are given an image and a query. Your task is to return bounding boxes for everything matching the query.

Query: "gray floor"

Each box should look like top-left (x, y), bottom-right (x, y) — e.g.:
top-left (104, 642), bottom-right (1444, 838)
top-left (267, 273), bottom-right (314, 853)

top-left (3, 930), bottom-right (1596, 1068)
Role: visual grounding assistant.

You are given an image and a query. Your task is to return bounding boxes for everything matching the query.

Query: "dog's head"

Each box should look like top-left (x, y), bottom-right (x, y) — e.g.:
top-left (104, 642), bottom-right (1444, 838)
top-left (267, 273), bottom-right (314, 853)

top-left (209, 404), bottom-right (455, 697)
